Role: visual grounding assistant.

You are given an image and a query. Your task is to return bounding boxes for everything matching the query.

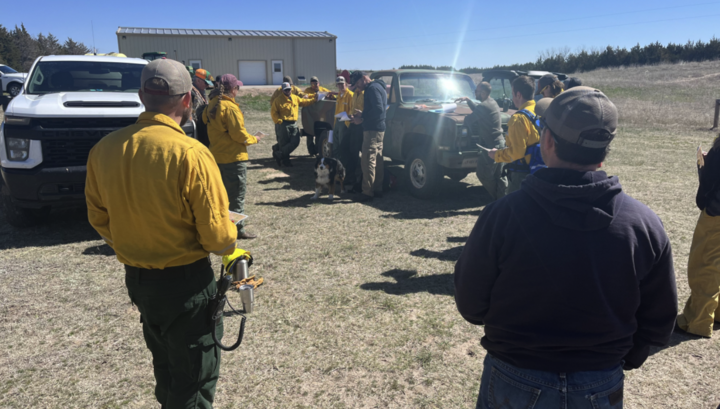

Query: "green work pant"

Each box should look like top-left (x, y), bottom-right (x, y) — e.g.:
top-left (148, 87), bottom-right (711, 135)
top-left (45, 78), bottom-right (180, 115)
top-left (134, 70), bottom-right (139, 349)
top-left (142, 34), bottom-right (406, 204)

top-left (276, 121), bottom-right (300, 161)
top-left (507, 170), bottom-right (530, 194)
top-left (125, 258), bottom-right (223, 409)
top-left (218, 161), bottom-right (247, 235)
top-left (476, 139), bottom-right (507, 201)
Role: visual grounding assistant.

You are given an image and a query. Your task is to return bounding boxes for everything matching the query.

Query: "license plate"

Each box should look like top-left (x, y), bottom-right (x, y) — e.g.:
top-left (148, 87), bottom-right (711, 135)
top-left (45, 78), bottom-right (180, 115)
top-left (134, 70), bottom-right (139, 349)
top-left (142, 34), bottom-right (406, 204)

top-left (461, 158), bottom-right (478, 168)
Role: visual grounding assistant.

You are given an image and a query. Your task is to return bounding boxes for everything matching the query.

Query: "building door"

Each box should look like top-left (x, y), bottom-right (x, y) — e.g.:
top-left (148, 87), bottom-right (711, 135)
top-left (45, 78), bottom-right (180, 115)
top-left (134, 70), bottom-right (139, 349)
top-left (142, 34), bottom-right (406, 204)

top-left (238, 61), bottom-right (267, 85)
top-left (271, 60), bottom-right (284, 85)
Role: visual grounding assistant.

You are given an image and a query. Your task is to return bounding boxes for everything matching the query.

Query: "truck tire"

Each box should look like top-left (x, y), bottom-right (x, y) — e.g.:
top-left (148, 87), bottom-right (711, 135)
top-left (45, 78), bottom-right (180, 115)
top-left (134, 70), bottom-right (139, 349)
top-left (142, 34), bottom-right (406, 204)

top-left (7, 83), bottom-right (22, 97)
top-left (1, 185), bottom-right (50, 227)
top-left (406, 146), bottom-right (442, 199)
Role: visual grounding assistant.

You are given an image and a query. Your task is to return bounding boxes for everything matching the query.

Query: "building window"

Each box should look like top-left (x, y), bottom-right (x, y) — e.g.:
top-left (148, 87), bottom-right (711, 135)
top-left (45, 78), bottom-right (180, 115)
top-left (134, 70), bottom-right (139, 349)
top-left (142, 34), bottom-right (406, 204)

top-left (189, 60), bottom-right (202, 70)
top-left (274, 63), bottom-right (282, 73)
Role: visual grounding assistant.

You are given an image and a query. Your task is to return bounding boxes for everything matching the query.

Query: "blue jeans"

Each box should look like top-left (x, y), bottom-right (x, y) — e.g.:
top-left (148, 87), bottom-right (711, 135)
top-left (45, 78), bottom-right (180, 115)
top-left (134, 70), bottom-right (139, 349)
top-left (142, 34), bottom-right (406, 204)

top-left (477, 354), bottom-right (624, 409)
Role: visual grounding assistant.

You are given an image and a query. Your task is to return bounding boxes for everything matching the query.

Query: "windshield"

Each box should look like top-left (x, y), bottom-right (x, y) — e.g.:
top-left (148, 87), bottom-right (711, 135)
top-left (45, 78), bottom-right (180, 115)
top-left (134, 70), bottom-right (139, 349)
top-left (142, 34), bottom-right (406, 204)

top-left (26, 61), bottom-right (145, 94)
top-left (398, 72), bottom-right (476, 103)
top-left (0, 66), bottom-right (18, 74)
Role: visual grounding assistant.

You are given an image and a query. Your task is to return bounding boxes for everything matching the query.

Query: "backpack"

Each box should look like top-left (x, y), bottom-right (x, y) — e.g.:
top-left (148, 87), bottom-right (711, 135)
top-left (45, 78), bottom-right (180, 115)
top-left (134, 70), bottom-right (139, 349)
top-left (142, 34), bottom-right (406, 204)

top-left (506, 109), bottom-right (547, 174)
top-left (195, 104), bottom-right (210, 147)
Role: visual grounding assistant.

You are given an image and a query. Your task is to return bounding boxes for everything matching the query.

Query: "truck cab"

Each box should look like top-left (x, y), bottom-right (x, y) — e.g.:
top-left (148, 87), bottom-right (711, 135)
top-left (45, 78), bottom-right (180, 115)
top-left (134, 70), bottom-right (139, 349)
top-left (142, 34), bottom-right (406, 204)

top-left (0, 55), bottom-right (194, 226)
top-left (302, 69), bottom-right (499, 198)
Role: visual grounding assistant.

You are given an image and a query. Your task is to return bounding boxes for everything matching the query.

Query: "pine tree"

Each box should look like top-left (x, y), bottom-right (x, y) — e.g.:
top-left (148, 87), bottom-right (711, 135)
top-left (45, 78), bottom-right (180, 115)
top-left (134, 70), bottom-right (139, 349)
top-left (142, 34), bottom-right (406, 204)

top-left (13, 23), bottom-right (38, 71)
top-left (37, 33), bottom-right (63, 56)
top-left (62, 38), bottom-right (90, 55)
top-left (0, 24), bottom-right (22, 69)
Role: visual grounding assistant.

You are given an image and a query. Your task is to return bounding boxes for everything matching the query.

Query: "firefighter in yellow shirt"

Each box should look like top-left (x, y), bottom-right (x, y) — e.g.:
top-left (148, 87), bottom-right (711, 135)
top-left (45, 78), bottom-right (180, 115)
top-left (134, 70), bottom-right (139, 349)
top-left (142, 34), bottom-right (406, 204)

top-left (85, 59), bottom-right (237, 408)
top-left (488, 76), bottom-right (540, 194)
top-left (331, 76), bottom-right (354, 168)
top-left (203, 73), bottom-right (262, 239)
top-left (304, 76), bottom-right (331, 95)
top-left (271, 82), bottom-right (318, 166)
top-left (269, 75), bottom-right (307, 105)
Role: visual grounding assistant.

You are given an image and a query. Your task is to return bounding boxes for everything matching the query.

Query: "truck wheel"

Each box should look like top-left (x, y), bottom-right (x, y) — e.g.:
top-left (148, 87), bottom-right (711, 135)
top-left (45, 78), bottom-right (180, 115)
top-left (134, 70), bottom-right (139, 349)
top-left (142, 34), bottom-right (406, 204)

top-left (319, 130), bottom-right (332, 158)
top-left (406, 147), bottom-right (442, 199)
top-left (447, 171), bottom-right (471, 181)
top-left (1, 185), bottom-right (50, 227)
top-left (7, 83), bottom-right (21, 97)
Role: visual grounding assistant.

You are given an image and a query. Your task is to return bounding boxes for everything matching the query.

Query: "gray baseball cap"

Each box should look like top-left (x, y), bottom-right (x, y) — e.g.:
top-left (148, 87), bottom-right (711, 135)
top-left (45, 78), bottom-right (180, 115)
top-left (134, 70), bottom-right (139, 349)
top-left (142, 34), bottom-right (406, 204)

top-left (543, 86), bottom-right (617, 149)
top-left (335, 76), bottom-right (346, 84)
top-left (281, 82), bottom-right (292, 90)
top-left (141, 59), bottom-right (192, 96)
top-left (310, 76), bottom-right (319, 83)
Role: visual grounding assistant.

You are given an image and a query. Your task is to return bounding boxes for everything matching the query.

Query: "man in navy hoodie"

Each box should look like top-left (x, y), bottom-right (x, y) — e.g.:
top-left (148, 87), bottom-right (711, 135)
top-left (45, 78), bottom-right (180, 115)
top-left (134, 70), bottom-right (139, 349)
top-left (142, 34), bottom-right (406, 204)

top-left (454, 87), bottom-right (677, 409)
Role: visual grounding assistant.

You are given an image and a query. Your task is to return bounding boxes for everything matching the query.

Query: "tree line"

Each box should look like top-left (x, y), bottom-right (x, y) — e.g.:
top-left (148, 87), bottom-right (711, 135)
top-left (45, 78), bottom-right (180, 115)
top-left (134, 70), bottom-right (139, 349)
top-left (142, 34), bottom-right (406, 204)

top-left (0, 24), bottom-right (91, 72)
top-left (400, 37), bottom-right (720, 74)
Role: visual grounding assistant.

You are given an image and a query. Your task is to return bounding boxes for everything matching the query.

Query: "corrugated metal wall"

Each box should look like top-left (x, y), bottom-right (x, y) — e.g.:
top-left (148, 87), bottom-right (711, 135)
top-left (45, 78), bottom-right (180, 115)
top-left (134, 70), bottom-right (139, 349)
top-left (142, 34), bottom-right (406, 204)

top-left (117, 34), bottom-right (336, 85)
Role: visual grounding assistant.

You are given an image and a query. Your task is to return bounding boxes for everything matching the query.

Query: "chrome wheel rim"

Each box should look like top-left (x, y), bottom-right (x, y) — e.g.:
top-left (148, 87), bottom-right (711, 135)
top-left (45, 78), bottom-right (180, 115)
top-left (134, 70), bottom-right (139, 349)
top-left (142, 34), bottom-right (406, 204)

top-left (410, 159), bottom-right (426, 189)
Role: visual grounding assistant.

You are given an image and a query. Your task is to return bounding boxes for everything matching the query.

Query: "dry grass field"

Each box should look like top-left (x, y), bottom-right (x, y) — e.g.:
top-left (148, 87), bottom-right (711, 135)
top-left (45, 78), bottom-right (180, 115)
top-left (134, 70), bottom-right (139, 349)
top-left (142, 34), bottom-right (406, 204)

top-left (1, 61), bottom-right (720, 409)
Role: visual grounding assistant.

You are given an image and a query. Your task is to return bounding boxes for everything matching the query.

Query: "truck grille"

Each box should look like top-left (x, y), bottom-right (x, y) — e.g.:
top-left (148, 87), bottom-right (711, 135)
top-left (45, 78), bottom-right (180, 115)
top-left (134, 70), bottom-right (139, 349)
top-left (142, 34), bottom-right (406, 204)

top-left (42, 139), bottom-right (99, 167)
top-left (36, 117), bottom-right (137, 129)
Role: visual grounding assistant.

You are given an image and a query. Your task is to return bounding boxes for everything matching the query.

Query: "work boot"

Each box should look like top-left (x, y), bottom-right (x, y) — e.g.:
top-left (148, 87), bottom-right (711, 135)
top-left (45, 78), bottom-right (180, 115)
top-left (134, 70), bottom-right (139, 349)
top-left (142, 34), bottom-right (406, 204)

top-left (272, 150), bottom-right (282, 167)
top-left (238, 232), bottom-right (257, 240)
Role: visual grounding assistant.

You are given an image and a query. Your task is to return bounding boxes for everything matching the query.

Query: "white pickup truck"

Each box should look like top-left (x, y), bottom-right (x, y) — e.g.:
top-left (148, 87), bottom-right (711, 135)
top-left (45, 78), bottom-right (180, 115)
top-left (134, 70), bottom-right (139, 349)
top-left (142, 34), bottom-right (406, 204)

top-left (0, 55), bottom-right (195, 226)
top-left (0, 64), bottom-right (27, 97)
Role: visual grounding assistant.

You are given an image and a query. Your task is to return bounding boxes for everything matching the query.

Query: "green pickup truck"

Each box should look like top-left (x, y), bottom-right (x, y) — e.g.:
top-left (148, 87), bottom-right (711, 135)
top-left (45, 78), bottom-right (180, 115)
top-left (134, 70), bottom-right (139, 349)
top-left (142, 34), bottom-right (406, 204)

top-left (301, 69), bottom-right (512, 198)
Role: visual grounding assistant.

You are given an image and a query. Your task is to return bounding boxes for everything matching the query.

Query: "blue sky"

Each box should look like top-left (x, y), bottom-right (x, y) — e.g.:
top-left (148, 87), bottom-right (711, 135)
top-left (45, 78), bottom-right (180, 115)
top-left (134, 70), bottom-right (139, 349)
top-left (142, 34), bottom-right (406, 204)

top-left (3, 0), bottom-right (719, 70)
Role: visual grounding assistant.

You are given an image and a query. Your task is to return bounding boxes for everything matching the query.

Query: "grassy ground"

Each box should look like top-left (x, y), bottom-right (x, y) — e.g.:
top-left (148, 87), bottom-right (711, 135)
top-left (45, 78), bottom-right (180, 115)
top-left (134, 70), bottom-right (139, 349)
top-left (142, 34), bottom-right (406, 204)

top-left (1, 61), bottom-right (719, 408)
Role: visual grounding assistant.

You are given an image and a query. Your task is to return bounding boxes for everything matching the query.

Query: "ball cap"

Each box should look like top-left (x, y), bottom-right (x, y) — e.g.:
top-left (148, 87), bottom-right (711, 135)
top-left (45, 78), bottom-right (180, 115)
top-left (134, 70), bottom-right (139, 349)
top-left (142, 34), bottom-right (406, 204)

top-left (281, 82), bottom-right (292, 90)
top-left (335, 76), bottom-right (346, 84)
top-left (194, 68), bottom-right (214, 86)
top-left (536, 74), bottom-right (557, 95)
top-left (310, 76), bottom-right (319, 83)
top-left (141, 59), bottom-right (192, 96)
top-left (219, 74), bottom-right (241, 89)
top-left (543, 86), bottom-right (618, 149)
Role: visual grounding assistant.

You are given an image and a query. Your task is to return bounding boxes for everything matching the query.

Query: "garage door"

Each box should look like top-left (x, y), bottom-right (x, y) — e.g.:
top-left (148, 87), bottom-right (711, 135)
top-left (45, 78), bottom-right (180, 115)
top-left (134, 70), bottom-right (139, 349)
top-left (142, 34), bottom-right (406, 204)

top-left (238, 61), bottom-right (267, 85)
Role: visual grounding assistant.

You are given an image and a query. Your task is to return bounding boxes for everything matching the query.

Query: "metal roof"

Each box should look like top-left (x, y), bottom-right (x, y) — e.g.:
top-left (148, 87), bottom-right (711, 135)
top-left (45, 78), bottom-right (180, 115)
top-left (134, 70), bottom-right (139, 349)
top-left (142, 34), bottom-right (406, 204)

top-left (117, 27), bottom-right (336, 39)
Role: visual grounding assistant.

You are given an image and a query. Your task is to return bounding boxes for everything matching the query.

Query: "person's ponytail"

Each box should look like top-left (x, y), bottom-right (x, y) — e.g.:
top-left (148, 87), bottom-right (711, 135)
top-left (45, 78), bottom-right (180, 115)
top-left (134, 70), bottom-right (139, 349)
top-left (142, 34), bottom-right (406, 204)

top-left (208, 83), bottom-right (224, 120)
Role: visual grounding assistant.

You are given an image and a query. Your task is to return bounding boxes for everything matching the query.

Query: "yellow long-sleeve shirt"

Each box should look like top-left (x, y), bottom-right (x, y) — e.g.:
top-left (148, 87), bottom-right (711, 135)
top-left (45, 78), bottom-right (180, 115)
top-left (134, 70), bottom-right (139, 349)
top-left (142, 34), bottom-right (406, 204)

top-left (203, 95), bottom-right (258, 164)
top-left (85, 112), bottom-right (237, 270)
top-left (270, 85), bottom-right (306, 106)
top-left (335, 89), bottom-right (354, 127)
top-left (271, 93), bottom-right (317, 124)
top-left (351, 89), bottom-right (364, 117)
top-left (304, 85), bottom-right (330, 94)
top-left (494, 100), bottom-right (539, 164)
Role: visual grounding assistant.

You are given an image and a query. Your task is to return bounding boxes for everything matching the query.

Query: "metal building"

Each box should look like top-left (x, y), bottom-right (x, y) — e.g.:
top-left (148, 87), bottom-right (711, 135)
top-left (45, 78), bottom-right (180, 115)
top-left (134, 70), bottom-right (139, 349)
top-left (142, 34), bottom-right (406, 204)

top-left (116, 27), bottom-right (337, 86)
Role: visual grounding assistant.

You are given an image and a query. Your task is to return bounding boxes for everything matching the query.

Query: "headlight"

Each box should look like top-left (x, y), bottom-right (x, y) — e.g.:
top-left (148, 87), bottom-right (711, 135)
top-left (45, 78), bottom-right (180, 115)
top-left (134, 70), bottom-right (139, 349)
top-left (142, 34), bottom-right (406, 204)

top-left (4, 116), bottom-right (31, 126)
top-left (6, 138), bottom-right (30, 161)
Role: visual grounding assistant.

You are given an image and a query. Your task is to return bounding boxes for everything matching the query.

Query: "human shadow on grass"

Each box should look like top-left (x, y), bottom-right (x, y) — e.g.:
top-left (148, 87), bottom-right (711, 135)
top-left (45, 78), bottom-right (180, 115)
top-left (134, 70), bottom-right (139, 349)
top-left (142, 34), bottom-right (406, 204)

top-left (411, 246), bottom-right (464, 262)
top-left (359, 269), bottom-right (454, 296)
top-left (250, 156), bottom-right (319, 193)
top-left (0, 207), bottom-right (100, 249)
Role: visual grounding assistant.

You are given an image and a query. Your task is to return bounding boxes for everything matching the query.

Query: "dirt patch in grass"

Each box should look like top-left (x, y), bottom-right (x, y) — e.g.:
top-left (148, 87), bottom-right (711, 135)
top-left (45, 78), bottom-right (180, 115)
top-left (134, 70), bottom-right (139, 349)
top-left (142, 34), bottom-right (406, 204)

top-left (1, 62), bottom-right (719, 408)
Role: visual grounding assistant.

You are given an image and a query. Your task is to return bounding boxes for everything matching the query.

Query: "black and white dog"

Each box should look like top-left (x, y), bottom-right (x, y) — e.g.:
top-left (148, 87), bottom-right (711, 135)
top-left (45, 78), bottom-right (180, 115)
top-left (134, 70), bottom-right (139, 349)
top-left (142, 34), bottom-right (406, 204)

top-left (312, 157), bottom-right (346, 200)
